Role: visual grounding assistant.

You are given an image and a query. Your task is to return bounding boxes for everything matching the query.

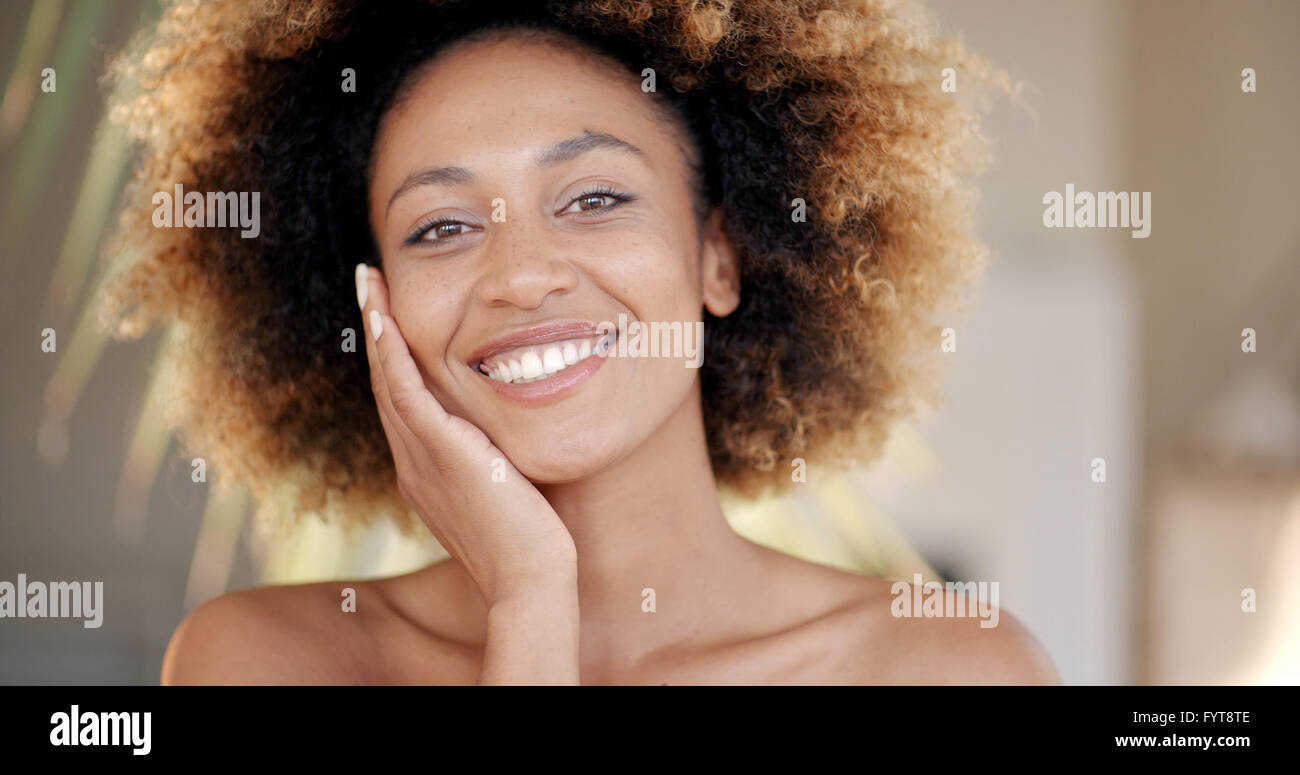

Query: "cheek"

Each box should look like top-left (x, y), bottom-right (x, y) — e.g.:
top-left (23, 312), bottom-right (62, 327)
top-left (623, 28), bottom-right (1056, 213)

top-left (587, 228), bottom-right (701, 322)
top-left (598, 233), bottom-right (705, 401)
top-left (387, 268), bottom-right (460, 382)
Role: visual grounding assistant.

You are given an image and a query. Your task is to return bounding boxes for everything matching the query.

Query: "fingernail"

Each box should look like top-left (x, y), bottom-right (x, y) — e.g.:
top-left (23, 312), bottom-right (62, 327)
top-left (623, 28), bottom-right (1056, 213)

top-left (369, 308), bottom-right (383, 340)
top-left (355, 263), bottom-right (369, 309)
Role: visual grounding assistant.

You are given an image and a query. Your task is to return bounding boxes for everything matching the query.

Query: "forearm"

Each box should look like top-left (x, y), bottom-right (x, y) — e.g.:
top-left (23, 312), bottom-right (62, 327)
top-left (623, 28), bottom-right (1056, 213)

top-left (479, 580), bottom-right (580, 685)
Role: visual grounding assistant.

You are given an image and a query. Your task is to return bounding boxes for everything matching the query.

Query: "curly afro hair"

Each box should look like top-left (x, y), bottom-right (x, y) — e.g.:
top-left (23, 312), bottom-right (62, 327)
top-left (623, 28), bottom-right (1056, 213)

top-left (97, 0), bottom-right (1003, 533)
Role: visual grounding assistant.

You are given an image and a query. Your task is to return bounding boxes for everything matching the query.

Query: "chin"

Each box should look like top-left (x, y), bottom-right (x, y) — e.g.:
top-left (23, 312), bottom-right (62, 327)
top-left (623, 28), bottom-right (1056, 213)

top-left (503, 421), bottom-right (633, 484)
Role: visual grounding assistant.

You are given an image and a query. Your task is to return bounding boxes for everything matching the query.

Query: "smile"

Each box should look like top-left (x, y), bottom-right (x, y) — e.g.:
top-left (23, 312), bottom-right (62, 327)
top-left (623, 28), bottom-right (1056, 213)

top-left (476, 332), bottom-right (613, 384)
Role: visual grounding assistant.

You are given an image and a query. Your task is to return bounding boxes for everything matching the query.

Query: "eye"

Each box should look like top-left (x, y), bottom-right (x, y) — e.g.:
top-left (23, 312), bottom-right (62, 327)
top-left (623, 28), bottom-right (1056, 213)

top-left (404, 216), bottom-right (478, 246)
top-left (560, 186), bottom-right (635, 215)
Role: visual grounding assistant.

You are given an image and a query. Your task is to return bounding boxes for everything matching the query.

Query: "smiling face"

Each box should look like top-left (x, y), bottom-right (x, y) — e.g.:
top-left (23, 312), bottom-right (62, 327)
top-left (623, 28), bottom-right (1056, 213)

top-left (366, 32), bottom-right (739, 483)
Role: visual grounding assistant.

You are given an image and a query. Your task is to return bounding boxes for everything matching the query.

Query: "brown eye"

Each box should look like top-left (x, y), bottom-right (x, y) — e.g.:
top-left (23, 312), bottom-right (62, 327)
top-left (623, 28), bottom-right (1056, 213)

top-left (560, 188), bottom-right (634, 216)
top-left (404, 216), bottom-right (477, 246)
top-left (576, 193), bottom-right (613, 211)
top-left (432, 222), bottom-right (467, 238)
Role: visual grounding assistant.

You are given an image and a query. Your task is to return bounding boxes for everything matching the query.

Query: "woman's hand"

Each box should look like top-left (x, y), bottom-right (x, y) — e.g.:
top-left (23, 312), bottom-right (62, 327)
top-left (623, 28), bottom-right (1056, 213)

top-left (357, 263), bottom-right (580, 684)
top-left (355, 263), bottom-right (577, 607)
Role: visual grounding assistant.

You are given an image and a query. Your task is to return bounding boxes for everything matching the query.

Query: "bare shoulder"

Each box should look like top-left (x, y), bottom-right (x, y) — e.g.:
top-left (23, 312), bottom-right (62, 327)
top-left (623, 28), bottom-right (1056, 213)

top-left (161, 578), bottom-right (387, 685)
top-left (835, 575), bottom-right (1060, 685)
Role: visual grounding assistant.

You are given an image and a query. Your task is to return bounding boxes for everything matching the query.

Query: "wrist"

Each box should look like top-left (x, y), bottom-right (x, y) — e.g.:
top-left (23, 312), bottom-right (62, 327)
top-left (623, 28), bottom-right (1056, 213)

top-left (480, 580), bottom-right (580, 686)
top-left (484, 566), bottom-right (578, 611)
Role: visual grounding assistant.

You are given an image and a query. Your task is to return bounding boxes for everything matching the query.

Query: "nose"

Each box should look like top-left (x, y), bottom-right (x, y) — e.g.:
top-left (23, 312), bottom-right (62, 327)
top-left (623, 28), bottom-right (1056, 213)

top-left (474, 210), bottom-right (578, 310)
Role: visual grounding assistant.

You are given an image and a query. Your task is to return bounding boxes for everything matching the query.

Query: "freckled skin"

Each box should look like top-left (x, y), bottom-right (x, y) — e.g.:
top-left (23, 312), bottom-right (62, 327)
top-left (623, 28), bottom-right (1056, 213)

top-left (369, 39), bottom-right (703, 483)
top-left (161, 36), bottom-right (1059, 686)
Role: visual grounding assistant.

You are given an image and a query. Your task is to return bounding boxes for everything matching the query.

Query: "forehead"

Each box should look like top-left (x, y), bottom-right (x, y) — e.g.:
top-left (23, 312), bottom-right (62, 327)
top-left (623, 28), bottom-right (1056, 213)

top-left (369, 36), bottom-right (681, 186)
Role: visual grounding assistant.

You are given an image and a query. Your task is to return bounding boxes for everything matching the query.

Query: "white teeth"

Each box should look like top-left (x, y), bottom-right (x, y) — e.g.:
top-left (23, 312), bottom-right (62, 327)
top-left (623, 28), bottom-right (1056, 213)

top-left (542, 346), bottom-right (565, 374)
top-left (479, 334), bottom-right (615, 384)
top-left (519, 351), bottom-right (544, 380)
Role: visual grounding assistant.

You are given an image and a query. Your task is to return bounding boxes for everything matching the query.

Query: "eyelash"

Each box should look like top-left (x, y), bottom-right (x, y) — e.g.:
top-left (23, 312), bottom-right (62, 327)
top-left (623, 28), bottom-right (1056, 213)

top-left (403, 187), bottom-right (636, 246)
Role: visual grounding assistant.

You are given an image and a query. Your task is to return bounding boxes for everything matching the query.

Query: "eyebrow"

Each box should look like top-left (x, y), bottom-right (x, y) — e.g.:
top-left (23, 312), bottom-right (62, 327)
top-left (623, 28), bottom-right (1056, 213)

top-left (385, 130), bottom-right (646, 214)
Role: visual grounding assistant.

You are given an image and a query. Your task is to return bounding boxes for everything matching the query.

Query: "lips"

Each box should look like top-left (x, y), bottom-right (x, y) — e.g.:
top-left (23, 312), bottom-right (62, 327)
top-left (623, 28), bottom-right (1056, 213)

top-left (478, 334), bottom-right (611, 384)
top-left (468, 321), bottom-right (616, 385)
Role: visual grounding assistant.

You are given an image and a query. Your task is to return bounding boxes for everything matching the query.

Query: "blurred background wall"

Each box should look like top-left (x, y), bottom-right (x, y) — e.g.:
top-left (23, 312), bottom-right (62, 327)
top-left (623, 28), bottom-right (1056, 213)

top-left (1, 0), bottom-right (1297, 685)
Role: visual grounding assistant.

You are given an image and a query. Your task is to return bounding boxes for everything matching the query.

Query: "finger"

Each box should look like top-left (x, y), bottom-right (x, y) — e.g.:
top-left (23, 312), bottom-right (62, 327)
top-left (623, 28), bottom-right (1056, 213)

top-left (362, 266), bottom-right (455, 442)
top-left (357, 263), bottom-right (421, 457)
top-left (372, 309), bottom-right (456, 445)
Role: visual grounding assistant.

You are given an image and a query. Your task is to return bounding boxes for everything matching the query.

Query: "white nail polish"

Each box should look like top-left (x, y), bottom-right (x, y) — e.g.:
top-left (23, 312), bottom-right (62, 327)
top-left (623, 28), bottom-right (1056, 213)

top-left (369, 308), bottom-right (383, 340)
top-left (355, 263), bottom-right (369, 309)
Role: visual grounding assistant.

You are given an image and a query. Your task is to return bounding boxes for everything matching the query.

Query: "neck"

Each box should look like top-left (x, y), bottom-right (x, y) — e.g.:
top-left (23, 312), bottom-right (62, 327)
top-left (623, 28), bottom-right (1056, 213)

top-left (535, 379), bottom-right (770, 669)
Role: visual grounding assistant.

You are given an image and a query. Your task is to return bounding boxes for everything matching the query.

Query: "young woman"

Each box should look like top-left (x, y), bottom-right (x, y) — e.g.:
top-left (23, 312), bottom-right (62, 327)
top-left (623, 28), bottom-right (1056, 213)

top-left (100, 0), bottom-right (1058, 684)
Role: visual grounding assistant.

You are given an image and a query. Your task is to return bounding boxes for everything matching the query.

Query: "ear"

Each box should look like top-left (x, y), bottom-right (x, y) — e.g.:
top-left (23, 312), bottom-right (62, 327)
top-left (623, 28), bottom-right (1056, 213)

top-left (699, 208), bottom-right (740, 317)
